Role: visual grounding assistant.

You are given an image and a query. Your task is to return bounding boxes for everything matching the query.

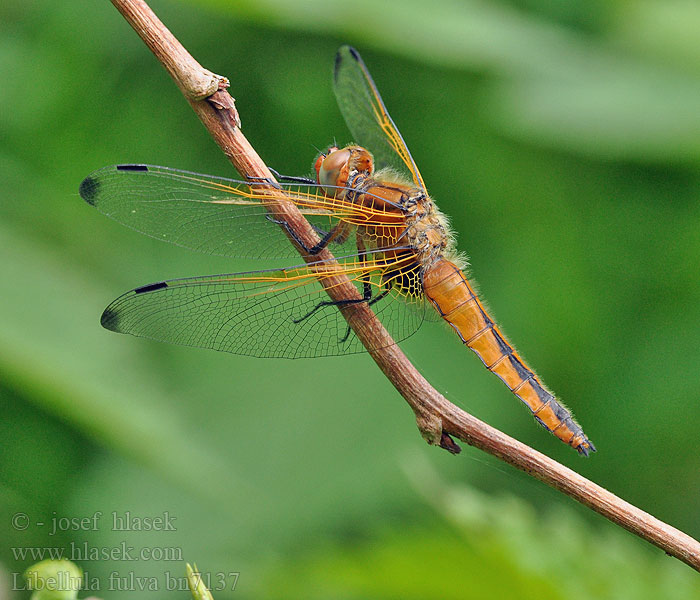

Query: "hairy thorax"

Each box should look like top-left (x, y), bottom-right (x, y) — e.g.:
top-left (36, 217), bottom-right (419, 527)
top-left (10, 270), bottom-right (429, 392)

top-left (315, 144), bottom-right (458, 270)
top-left (353, 175), bottom-right (452, 269)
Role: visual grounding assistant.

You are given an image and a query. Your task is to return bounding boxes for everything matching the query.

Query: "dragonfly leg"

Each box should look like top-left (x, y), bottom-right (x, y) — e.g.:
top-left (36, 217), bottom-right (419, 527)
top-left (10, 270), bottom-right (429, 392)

top-left (339, 286), bottom-right (391, 342)
top-left (369, 288), bottom-right (390, 307)
top-left (337, 236), bottom-right (384, 341)
top-left (267, 167), bottom-right (317, 185)
top-left (265, 215), bottom-right (349, 255)
top-left (246, 168), bottom-right (316, 185)
top-left (245, 175), bottom-right (282, 190)
top-left (292, 297), bottom-right (367, 325)
top-left (294, 266), bottom-right (379, 327)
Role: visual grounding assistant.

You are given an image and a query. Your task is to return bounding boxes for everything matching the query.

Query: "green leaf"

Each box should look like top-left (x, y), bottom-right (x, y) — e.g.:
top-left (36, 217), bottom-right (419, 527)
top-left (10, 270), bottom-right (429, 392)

top-left (24, 560), bottom-right (82, 600)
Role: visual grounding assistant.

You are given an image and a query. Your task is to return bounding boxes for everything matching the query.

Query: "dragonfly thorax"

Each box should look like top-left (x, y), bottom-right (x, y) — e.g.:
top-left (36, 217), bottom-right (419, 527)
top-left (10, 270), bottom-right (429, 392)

top-left (402, 195), bottom-right (450, 266)
top-left (315, 144), bottom-right (452, 269)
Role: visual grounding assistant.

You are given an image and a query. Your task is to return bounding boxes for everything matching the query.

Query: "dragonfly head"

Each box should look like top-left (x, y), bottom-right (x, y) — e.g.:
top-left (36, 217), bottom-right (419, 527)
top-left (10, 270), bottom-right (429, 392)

top-left (314, 145), bottom-right (374, 197)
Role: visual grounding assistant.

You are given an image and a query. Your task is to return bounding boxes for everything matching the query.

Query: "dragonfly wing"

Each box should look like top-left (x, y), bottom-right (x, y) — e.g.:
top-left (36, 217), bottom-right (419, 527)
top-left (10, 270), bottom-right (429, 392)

top-left (333, 46), bottom-right (426, 192)
top-left (79, 164), bottom-right (362, 259)
top-left (101, 258), bottom-right (426, 359)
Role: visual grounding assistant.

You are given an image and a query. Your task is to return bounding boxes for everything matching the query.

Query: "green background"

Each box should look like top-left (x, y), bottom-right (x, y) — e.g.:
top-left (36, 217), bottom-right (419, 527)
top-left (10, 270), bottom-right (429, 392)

top-left (2, 0), bottom-right (700, 597)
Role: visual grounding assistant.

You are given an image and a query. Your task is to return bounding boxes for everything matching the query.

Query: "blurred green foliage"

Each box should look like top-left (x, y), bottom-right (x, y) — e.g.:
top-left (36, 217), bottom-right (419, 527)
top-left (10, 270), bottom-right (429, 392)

top-left (1, 0), bottom-right (700, 597)
top-left (260, 458), bottom-right (699, 599)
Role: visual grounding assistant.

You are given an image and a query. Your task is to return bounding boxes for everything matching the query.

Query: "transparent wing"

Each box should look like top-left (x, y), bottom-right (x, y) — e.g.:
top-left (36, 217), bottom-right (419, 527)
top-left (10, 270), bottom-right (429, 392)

top-left (79, 164), bottom-right (371, 259)
top-left (101, 255), bottom-right (427, 359)
top-left (333, 46), bottom-right (426, 192)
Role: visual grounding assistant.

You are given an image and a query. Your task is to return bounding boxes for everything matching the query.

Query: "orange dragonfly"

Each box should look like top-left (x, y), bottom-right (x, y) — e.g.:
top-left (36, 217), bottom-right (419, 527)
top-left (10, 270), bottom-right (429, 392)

top-left (79, 46), bottom-right (595, 455)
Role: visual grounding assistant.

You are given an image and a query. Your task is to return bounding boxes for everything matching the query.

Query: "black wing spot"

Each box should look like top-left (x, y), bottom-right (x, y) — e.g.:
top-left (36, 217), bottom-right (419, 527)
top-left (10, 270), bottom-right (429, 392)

top-left (134, 281), bottom-right (168, 294)
top-left (334, 49), bottom-right (343, 80)
top-left (100, 307), bottom-right (119, 330)
top-left (117, 164), bottom-right (149, 172)
top-left (79, 176), bottom-right (100, 205)
top-left (335, 46), bottom-right (361, 82)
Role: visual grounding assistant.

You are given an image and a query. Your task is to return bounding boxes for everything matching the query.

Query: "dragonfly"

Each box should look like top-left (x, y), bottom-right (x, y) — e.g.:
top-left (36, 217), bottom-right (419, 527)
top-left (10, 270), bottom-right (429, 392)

top-left (79, 46), bottom-right (595, 456)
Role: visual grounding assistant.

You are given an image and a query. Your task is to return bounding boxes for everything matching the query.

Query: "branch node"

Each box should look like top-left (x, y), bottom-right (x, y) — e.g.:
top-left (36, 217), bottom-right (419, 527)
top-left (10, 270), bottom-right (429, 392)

top-left (415, 410), bottom-right (445, 446)
top-left (439, 431), bottom-right (462, 455)
top-left (185, 69), bottom-right (228, 101)
top-left (207, 90), bottom-right (241, 129)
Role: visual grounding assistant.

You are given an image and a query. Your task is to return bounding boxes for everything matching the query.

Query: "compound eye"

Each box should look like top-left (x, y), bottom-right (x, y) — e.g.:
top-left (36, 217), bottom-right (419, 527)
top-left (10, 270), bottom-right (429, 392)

top-left (317, 148), bottom-right (351, 195)
top-left (313, 146), bottom-right (337, 176)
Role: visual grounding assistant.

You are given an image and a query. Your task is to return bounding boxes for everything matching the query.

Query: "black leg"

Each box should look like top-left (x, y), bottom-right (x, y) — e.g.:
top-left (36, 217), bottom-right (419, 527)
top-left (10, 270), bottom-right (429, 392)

top-left (338, 244), bottom-right (373, 342)
top-left (268, 167), bottom-right (317, 185)
top-left (292, 234), bottom-right (394, 342)
top-left (245, 175), bottom-right (282, 189)
top-left (294, 258), bottom-right (378, 327)
top-left (338, 287), bottom-right (392, 343)
top-left (265, 214), bottom-right (346, 255)
top-left (292, 297), bottom-right (368, 324)
top-left (368, 288), bottom-right (390, 306)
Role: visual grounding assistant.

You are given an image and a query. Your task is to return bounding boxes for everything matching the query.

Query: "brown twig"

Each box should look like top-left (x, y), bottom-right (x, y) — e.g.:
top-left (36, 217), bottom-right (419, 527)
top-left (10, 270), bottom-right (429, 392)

top-left (109, 0), bottom-right (700, 572)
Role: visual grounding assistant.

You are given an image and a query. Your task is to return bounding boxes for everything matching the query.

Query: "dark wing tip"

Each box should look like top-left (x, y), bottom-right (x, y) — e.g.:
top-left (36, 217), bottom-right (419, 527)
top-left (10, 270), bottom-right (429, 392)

top-left (79, 176), bottom-right (100, 206)
top-left (334, 49), bottom-right (344, 80)
top-left (102, 281), bottom-right (168, 330)
top-left (117, 164), bottom-right (149, 172)
top-left (100, 306), bottom-right (119, 331)
top-left (335, 45), bottom-right (360, 81)
top-left (347, 46), bottom-right (361, 61)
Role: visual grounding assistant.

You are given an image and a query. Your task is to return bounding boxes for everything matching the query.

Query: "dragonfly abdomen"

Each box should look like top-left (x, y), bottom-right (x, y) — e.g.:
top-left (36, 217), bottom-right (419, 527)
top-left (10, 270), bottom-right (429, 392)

top-left (422, 259), bottom-right (595, 455)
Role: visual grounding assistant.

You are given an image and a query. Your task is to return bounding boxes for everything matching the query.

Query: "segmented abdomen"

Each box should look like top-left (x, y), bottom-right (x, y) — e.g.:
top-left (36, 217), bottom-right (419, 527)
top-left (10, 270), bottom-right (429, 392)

top-left (422, 259), bottom-right (594, 455)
